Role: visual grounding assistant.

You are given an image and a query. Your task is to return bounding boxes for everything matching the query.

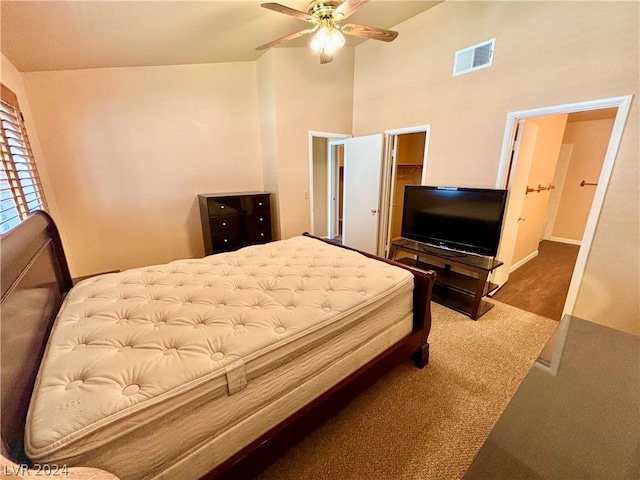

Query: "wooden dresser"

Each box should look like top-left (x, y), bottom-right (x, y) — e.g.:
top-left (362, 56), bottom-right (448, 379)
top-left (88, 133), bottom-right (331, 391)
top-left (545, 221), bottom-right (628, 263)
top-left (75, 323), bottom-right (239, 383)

top-left (198, 192), bottom-right (272, 255)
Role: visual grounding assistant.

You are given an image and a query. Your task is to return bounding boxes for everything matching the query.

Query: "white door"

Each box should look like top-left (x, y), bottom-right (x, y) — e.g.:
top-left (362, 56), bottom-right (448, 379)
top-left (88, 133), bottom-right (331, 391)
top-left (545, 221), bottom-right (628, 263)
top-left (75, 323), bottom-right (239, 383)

top-left (342, 134), bottom-right (384, 255)
top-left (493, 120), bottom-right (538, 287)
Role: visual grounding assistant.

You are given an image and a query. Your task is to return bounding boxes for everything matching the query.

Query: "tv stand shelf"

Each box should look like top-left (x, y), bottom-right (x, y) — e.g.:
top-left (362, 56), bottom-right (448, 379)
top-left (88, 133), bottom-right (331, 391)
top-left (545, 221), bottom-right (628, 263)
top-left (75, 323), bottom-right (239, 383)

top-left (389, 238), bottom-right (503, 320)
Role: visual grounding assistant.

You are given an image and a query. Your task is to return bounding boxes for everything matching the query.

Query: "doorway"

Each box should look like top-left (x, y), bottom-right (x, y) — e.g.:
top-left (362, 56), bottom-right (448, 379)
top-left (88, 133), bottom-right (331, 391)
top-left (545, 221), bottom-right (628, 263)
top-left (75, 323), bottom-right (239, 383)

top-left (309, 125), bottom-right (431, 256)
top-left (327, 140), bottom-right (345, 241)
top-left (381, 125), bottom-right (431, 257)
top-left (494, 95), bottom-right (632, 319)
top-left (492, 110), bottom-right (618, 319)
top-left (308, 131), bottom-right (350, 239)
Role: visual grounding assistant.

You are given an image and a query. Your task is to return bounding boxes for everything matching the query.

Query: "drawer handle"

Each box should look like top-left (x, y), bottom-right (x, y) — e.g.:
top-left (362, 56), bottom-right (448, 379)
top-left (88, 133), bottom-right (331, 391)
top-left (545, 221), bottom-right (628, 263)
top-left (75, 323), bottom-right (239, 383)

top-left (220, 205), bottom-right (225, 209)
top-left (260, 233), bottom-right (264, 237)
top-left (224, 239), bottom-right (228, 243)
top-left (259, 217), bottom-right (263, 221)
top-left (258, 202), bottom-right (263, 206)
top-left (222, 222), bottom-right (227, 226)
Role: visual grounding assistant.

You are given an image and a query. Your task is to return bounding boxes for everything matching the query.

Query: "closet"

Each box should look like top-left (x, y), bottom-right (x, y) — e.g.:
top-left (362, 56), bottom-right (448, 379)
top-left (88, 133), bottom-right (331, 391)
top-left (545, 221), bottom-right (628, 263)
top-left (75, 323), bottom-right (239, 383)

top-left (390, 132), bottom-right (426, 240)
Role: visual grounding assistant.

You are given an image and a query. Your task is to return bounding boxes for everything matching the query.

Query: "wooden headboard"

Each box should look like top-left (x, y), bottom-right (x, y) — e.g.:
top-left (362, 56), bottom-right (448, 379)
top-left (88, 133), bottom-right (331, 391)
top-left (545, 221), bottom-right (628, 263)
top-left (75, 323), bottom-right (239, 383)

top-left (1, 211), bottom-right (72, 463)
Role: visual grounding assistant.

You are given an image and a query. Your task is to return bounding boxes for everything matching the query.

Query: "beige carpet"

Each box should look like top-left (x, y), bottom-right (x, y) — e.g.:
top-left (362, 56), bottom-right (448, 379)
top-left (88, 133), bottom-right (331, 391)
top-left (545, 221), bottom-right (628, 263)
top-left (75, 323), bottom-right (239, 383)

top-left (256, 300), bottom-right (558, 480)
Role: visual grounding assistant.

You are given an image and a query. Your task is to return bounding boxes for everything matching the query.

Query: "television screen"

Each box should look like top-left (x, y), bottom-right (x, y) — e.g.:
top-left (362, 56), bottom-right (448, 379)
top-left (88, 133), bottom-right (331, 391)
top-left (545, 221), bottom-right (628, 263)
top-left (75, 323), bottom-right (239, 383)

top-left (401, 186), bottom-right (508, 257)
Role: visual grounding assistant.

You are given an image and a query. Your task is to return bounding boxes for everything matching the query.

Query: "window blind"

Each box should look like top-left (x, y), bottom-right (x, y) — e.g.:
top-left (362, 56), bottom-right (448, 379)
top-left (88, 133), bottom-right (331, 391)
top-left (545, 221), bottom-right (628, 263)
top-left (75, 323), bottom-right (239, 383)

top-left (0, 84), bottom-right (47, 233)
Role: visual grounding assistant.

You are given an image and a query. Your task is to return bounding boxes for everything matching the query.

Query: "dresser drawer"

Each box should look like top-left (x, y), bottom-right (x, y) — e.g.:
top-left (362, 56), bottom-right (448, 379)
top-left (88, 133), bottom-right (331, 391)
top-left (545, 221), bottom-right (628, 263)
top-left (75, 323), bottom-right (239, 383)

top-left (211, 234), bottom-right (246, 252)
top-left (246, 213), bottom-right (272, 242)
top-left (209, 215), bottom-right (242, 236)
top-left (247, 229), bottom-right (271, 244)
top-left (207, 196), bottom-right (243, 216)
top-left (245, 194), bottom-right (270, 214)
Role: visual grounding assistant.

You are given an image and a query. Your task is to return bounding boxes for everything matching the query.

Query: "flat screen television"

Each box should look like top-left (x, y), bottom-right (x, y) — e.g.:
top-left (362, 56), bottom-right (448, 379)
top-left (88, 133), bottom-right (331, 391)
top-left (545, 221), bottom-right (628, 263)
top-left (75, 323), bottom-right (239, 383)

top-left (401, 186), bottom-right (508, 257)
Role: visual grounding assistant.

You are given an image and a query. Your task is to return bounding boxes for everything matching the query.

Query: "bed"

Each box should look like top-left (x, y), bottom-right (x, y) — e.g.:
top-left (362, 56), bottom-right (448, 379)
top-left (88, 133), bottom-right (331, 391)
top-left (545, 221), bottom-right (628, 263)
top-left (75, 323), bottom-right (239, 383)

top-left (1, 211), bottom-right (436, 479)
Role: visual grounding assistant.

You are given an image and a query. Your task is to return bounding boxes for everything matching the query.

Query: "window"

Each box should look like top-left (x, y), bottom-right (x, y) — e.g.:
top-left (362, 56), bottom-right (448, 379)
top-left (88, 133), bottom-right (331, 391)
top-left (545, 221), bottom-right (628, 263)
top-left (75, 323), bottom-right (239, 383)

top-left (0, 83), bottom-right (47, 233)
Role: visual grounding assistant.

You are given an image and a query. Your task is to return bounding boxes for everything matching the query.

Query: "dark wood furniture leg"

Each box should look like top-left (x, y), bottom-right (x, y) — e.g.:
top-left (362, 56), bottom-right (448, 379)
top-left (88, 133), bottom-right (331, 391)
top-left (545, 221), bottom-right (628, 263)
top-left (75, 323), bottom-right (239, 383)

top-left (411, 342), bottom-right (430, 368)
top-left (470, 270), bottom-right (490, 320)
top-left (387, 243), bottom-right (397, 260)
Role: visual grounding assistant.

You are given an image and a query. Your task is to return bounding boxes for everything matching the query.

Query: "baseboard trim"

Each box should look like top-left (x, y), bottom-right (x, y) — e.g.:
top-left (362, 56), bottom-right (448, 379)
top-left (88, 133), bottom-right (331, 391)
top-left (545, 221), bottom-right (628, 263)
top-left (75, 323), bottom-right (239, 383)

top-left (548, 236), bottom-right (582, 246)
top-left (510, 250), bottom-right (538, 273)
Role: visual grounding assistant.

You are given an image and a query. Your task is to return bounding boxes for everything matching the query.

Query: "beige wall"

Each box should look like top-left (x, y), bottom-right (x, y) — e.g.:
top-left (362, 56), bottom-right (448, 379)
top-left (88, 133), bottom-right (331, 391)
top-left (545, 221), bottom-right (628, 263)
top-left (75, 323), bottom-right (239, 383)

top-left (352, 1), bottom-right (639, 334)
top-left (269, 48), bottom-right (354, 240)
top-left (552, 118), bottom-right (615, 241)
top-left (5, 45), bottom-right (355, 274)
top-left (256, 51), bottom-right (281, 240)
top-left (512, 114), bottom-right (567, 266)
top-left (544, 143), bottom-right (573, 241)
top-left (21, 62), bottom-right (264, 277)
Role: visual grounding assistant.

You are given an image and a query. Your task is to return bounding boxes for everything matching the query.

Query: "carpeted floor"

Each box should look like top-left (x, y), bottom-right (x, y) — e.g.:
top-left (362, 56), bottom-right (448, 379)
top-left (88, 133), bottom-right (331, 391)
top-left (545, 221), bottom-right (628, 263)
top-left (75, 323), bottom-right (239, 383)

top-left (256, 300), bottom-right (558, 480)
top-left (491, 240), bottom-right (580, 320)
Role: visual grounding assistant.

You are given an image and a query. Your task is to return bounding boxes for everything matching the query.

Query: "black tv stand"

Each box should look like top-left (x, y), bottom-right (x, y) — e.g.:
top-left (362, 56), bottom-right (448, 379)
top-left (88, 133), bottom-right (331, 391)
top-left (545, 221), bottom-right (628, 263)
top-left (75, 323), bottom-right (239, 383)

top-left (389, 238), bottom-right (503, 320)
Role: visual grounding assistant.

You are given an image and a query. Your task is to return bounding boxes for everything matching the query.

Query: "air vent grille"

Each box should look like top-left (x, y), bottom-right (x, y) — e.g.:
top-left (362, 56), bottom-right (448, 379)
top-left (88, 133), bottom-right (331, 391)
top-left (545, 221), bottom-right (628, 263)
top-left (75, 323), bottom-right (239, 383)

top-left (453, 38), bottom-right (495, 76)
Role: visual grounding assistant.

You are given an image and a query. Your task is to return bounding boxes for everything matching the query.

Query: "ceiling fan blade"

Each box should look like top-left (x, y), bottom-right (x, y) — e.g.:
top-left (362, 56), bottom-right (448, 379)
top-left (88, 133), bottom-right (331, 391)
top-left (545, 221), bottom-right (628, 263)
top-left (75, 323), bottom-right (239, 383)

top-left (256, 28), bottom-right (315, 50)
top-left (320, 51), bottom-right (334, 64)
top-left (341, 23), bottom-right (398, 42)
top-left (334, 0), bottom-right (369, 20)
top-left (261, 2), bottom-right (314, 22)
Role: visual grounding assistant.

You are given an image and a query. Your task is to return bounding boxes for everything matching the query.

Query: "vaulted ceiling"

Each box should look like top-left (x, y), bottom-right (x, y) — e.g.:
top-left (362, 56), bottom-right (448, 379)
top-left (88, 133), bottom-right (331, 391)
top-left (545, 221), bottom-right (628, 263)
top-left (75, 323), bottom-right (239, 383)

top-left (1, 1), bottom-right (441, 72)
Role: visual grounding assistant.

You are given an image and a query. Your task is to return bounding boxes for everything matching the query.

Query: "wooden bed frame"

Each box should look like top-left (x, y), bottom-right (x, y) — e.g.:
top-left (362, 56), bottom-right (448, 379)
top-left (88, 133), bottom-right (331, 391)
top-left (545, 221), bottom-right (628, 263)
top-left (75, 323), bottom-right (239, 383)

top-left (0, 211), bottom-right (436, 480)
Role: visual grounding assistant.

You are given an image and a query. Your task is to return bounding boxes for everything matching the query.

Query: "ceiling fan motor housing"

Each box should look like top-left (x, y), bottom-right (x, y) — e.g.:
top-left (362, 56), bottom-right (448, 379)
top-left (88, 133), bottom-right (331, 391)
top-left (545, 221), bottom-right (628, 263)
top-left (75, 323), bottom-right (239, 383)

top-left (308, 0), bottom-right (342, 19)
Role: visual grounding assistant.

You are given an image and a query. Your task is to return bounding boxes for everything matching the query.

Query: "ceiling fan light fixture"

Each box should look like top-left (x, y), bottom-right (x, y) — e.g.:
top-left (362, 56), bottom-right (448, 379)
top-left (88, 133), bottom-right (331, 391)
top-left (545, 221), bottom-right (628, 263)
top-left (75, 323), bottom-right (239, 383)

top-left (310, 22), bottom-right (345, 54)
top-left (257, 1), bottom-right (398, 64)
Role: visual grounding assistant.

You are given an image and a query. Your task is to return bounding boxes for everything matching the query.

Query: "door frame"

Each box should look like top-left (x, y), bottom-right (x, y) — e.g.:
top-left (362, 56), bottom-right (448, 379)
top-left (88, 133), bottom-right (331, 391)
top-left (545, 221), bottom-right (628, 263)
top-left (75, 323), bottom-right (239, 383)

top-left (381, 125), bottom-right (431, 256)
top-left (308, 131), bottom-right (351, 237)
top-left (327, 139), bottom-right (347, 239)
top-left (494, 94), bottom-right (633, 317)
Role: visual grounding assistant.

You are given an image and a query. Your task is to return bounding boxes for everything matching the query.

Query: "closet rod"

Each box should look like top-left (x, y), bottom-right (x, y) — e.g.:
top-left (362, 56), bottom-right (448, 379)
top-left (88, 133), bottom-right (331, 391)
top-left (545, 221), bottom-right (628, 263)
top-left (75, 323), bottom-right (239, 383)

top-left (580, 180), bottom-right (598, 187)
top-left (525, 183), bottom-right (555, 194)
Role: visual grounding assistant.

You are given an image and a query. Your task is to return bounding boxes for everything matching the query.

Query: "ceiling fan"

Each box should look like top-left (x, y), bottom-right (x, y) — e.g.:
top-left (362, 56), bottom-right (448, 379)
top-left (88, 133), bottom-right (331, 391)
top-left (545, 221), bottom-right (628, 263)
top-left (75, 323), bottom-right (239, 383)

top-left (256, 0), bottom-right (398, 64)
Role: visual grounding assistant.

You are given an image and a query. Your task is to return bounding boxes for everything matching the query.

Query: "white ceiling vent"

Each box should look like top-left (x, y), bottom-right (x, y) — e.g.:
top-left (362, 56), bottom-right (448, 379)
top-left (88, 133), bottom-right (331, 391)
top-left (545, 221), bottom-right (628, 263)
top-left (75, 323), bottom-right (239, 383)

top-left (453, 38), bottom-right (495, 76)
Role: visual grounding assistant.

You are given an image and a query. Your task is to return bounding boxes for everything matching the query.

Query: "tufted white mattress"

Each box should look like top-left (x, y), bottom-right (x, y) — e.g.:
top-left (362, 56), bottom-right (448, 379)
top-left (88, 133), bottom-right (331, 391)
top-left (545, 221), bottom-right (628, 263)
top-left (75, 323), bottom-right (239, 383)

top-left (25, 236), bottom-right (414, 478)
